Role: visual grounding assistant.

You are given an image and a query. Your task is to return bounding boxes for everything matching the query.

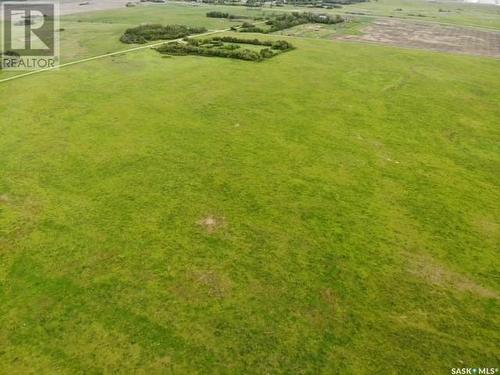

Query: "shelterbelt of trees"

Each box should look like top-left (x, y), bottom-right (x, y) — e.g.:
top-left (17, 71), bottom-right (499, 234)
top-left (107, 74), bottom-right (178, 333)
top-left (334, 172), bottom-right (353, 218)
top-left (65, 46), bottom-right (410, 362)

top-left (120, 24), bottom-right (207, 44)
top-left (211, 36), bottom-right (293, 50)
top-left (239, 12), bottom-right (344, 33)
top-left (155, 37), bottom-right (294, 61)
top-left (206, 11), bottom-right (253, 19)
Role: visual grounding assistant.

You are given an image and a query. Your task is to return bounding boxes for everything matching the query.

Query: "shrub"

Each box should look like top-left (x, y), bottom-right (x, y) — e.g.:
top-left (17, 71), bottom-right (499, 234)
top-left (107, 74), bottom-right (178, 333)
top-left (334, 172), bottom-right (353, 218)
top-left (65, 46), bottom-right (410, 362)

top-left (259, 48), bottom-right (274, 58)
top-left (270, 40), bottom-right (293, 51)
top-left (222, 44), bottom-right (241, 50)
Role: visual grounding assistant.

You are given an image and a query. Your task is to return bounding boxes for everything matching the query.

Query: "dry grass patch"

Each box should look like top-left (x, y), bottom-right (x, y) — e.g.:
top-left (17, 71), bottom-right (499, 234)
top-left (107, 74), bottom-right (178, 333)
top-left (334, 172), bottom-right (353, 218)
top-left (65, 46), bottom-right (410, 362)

top-left (472, 216), bottom-right (499, 239)
top-left (407, 252), bottom-right (498, 299)
top-left (337, 19), bottom-right (500, 58)
top-left (191, 270), bottom-right (232, 300)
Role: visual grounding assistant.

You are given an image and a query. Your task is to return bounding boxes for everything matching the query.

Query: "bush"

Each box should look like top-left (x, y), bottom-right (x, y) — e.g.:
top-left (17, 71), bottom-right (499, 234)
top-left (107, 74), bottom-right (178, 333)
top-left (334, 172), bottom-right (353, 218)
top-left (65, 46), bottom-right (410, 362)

top-left (222, 44), bottom-right (241, 50)
top-left (270, 40), bottom-right (293, 51)
top-left (259, 48), bottom-right (274, 58)
top-left (120, 24), bottom-right (207, 44)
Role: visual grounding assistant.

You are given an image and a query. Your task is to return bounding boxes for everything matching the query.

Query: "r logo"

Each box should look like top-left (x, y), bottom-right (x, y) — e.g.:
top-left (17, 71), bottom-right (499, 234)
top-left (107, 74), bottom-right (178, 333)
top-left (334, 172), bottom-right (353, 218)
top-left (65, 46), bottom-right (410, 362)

top-left (1, 2), bottom-right (59, 70)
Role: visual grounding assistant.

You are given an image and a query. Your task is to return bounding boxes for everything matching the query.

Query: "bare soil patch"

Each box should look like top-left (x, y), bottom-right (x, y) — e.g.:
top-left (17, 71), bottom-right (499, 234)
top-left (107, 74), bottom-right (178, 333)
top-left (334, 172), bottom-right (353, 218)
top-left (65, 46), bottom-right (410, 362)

top-left (336, 19), bottom-right (500, 58)
top-left (197, 215), bottom-right (226, 234)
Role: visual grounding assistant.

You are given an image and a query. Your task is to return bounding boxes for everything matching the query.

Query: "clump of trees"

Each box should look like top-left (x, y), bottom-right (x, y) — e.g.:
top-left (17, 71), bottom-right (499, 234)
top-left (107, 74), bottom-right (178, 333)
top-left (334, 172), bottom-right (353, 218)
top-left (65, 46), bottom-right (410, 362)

top-left (156, 42), bottom-right (263, 61)
top-left (259, 48), bottom-right (274, 58)
top-left (120, 24), bottom-right (207, 44)
top-left (238, 21), bottom-right (267, 33)
top-left (266, 12), bottom-right (344, 32)
top-left (155, 37), bottom-right (294, 61)
top-left (239, 26), bottom-right (267, 33)
top-left (211, 36), bottom-right (294, 50)
top-left (206, 11), bottom-right (250, 19)
top-left (239, 11), bottom-right (344, 33)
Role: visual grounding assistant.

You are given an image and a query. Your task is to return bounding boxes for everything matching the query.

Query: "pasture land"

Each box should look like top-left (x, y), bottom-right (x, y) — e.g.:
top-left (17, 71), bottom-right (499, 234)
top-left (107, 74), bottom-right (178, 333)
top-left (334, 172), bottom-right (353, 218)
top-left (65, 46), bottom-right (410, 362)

top-left (0, 1), bottom-right (499, 373)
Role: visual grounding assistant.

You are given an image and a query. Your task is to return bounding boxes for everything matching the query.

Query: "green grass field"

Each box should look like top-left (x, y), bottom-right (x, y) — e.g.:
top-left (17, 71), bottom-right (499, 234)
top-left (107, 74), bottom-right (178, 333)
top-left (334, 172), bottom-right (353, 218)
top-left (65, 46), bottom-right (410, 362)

top-left (1, 2), bottom-right (499, 373)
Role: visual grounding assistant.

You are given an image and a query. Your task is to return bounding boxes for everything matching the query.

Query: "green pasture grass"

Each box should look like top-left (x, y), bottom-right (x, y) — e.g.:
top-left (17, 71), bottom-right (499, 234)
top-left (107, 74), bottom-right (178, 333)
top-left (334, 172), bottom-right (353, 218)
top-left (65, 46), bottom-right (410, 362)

top-left (0, 27), bottom-right (499, 372)
top-left (62, 3), bottom-right (266, 28)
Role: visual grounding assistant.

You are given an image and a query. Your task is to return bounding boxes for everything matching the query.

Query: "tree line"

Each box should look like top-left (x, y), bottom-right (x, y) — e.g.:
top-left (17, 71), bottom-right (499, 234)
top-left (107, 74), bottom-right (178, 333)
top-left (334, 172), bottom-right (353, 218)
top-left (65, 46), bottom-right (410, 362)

top-left (211, 36), bottom-right (293, 51)
top-left (239, 12), bottom-right (344, 33)
top-left (206, 11), bottom-right (250, 19)
top-left (120, 24), bottom-right (207, 44)
top-left (155, 37), bottom-right (294, 61)
top-left (156, 42), bottom-right (264, 61)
